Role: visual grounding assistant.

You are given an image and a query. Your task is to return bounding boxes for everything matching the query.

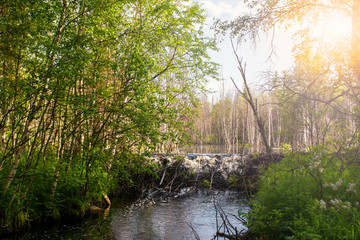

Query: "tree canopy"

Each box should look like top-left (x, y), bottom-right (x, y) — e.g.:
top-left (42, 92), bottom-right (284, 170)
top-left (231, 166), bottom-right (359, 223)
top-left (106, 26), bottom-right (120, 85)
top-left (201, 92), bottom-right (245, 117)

top-left (216, 0), bottom-right (358, 77)
top-left (0, 0), bottom-right (217, 232)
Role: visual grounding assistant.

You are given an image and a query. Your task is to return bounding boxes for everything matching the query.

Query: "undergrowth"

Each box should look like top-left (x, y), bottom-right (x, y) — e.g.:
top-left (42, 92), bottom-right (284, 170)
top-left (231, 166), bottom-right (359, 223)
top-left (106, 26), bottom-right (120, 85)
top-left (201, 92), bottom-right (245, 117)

top-left (245, 146), bottom-right (360, 239)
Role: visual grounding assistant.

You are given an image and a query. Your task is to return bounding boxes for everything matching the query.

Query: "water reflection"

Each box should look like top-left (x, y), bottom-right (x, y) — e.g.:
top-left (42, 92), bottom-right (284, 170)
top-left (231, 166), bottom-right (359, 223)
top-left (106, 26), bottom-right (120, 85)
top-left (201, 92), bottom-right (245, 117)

top-left (17, 190), bottom-right (248, 240)
top-left (111, 190), bottom-right (248, 240)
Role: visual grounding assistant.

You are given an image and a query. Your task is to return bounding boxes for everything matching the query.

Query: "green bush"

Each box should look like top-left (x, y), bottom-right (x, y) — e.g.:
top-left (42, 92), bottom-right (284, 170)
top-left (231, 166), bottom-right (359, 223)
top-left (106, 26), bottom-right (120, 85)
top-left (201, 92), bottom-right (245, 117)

top-left (246, 147), bottom-right (360, 239)
top-left (0, 148), bottom-right (158, 233)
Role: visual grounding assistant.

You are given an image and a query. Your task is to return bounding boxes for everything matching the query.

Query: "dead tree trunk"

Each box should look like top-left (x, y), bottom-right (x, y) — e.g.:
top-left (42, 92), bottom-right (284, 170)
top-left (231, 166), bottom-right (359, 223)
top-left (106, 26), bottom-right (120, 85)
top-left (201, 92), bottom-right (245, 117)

top-left (230, 41), bottom-right (271, 154)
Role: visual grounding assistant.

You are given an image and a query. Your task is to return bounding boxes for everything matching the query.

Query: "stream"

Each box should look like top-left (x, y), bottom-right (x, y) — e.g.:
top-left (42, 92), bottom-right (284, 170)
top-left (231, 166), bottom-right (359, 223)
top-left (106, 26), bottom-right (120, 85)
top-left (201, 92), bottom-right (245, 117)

top-left (14, 189), bottom-right (249, 240)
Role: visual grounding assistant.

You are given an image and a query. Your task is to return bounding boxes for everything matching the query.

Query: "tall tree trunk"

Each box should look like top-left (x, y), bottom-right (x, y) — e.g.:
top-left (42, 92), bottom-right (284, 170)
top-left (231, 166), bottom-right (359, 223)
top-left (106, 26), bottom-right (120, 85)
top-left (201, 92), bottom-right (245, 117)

top-left (230, 41), bottom-right (271, 154)
top-left (3, 128), bottom-right (29, 192)
top-left (268, 95), bottom-right (272, 148)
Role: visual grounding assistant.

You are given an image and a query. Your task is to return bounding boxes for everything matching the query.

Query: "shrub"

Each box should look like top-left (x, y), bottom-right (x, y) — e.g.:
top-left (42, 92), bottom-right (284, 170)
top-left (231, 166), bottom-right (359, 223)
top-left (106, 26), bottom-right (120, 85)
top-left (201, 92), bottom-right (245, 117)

top-left (246, 147), bottom-right (360, 239)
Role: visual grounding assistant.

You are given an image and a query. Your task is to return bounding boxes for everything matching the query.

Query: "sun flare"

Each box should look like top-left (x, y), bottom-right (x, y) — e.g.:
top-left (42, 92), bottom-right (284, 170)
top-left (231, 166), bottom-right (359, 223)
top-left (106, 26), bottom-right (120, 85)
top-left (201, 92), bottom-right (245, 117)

top-left (311, 10), bottom-right (352, 44)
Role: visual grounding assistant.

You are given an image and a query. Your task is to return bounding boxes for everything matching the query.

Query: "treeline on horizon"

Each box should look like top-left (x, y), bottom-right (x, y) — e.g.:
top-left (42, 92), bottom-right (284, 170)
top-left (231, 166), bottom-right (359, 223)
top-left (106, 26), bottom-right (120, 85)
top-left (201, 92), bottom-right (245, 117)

top-left (191, 71), bottom-right (357, 153)
top-left (187, 0), bottom-right (360, 156)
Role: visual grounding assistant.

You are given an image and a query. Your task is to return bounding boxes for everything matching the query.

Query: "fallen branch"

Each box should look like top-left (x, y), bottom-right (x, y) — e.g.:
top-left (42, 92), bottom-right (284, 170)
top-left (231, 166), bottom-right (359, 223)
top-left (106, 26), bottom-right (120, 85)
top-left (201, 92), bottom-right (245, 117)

top-left (187, 222), bottom-right (201, 240)
top-left (213, 201), bottom-right (246, 240)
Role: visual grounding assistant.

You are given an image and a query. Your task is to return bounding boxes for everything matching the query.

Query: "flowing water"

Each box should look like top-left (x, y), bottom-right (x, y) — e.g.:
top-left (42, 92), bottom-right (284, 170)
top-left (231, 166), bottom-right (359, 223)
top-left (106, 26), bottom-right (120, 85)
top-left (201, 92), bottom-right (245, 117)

top-left (14, 190), bottom-right (249, 240)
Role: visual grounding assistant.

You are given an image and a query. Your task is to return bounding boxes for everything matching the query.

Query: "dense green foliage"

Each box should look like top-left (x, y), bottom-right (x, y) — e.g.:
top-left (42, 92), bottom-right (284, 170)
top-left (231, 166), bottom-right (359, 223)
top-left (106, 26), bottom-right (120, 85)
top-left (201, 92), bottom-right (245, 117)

top-left (246, 147), bottom-right (360, 239)
top-left (0, 0), bottom-right (217, 232)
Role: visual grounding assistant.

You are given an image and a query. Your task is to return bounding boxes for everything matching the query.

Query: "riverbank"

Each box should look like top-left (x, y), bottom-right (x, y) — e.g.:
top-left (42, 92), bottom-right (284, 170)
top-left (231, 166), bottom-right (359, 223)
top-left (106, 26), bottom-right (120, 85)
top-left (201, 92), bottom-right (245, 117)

top-left (10, 189), bottom-right (247, 240)
top-left (243, 150), bottom-right (360, 239)
top-left (1, 153), bottom-right (282, 238)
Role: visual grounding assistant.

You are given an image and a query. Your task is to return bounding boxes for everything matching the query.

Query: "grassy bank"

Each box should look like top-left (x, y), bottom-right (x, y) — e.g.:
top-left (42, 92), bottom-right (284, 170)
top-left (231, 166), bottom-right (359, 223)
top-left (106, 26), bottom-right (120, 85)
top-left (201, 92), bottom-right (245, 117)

top-left (0, 153), bottom-right (157, 235)
top-left (244, 147), bottom-right (360, 239)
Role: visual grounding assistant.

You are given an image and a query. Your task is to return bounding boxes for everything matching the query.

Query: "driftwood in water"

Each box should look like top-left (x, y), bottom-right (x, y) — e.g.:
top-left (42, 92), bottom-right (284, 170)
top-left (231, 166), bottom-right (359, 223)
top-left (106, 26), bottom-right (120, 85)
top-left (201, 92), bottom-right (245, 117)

top-left (213, 200), bottom-right (250, 240)
top-left (149, 153), bottom-right (283, 195)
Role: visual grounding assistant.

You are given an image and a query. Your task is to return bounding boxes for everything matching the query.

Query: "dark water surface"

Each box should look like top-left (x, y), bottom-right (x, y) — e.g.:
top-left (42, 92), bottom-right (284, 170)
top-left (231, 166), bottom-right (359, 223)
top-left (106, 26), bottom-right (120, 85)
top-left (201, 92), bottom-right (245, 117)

top-left (15, 190), bottom-right (248, 240)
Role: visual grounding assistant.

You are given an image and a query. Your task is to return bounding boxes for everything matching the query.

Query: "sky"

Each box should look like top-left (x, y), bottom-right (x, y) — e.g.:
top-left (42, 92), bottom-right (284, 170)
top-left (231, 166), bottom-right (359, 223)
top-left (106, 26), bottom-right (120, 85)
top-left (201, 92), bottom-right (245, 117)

top-left (195, 0), bottom-right (295, 100)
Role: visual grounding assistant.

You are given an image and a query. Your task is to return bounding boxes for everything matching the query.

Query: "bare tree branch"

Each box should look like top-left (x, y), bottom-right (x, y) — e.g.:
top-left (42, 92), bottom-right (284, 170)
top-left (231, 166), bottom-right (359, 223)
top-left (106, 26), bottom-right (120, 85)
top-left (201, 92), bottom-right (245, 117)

top-left (230, 39), bottom-right (271, 154)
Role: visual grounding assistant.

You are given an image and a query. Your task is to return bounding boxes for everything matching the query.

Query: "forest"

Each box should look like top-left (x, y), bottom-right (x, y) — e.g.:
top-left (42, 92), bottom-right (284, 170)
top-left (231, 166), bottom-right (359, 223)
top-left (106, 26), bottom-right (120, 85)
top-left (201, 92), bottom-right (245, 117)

top-left (1, 0), bottom-right (360, 239)
top-left (0, 0), bottom-right (217, 233)
top-left (191, 69), bottom-right (357, 154)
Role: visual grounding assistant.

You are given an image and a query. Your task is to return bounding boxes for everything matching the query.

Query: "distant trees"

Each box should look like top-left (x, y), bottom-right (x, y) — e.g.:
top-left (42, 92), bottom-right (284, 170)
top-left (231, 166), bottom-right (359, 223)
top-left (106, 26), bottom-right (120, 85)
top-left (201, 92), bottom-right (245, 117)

top-left (190, 67), bottom-right (359, 153)
top-left (187, 0), bottom-right (360, 154)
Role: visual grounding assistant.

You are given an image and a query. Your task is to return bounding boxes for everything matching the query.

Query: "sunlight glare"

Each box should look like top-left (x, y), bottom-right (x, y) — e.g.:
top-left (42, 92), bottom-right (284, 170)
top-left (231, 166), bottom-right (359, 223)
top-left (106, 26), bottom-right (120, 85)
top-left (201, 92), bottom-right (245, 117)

top-left (311, 10), bottom-right (351, 44)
